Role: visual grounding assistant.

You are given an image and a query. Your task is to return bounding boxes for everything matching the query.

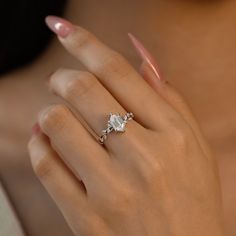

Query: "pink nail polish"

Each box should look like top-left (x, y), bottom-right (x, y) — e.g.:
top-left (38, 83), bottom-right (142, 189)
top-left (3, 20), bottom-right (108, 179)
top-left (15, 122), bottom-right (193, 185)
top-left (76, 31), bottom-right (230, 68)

top-left (31, 123), bottom-right (40, 135)
top-left (128, 33), bottom-right (162, 81)
top-left (45, 16), bottom-right (74, 38)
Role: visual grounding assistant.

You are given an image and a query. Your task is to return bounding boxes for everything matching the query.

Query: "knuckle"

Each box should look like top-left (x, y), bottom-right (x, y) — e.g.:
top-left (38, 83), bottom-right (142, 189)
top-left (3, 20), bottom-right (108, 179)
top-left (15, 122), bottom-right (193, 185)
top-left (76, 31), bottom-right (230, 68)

top-left (168, 123), bottom-right (190, 148)
top-left (96, 51), bottom-right (133, 79)
top-left (106, 185), bottom-right (134, 211)
top-left (39, 104), bottom-right (69, 132)
top-left (142, 158), bottom-right (163, 184)
top-left (64, 71), bottom-right (96, 100)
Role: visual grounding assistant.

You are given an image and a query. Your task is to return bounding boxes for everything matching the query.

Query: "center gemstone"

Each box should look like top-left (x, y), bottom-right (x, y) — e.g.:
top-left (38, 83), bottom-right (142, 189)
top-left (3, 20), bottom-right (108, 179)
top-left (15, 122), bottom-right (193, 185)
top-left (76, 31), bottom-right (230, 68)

top-left (109, 114), bottom-right (126, 132)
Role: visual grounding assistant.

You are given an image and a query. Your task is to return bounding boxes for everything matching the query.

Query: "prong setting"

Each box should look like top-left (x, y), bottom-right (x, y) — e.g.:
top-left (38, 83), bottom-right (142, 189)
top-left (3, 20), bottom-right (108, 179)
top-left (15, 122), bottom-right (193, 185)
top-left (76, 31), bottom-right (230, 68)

top-left (99, 112), bottom-right (134, 144)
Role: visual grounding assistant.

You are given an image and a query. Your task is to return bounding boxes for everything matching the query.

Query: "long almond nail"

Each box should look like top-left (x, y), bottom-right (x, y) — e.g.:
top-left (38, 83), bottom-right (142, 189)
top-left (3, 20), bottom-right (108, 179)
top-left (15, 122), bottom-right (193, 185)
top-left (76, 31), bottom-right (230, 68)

top-left (45, 15), bottom-right (74, 38)
top-left (128, 33), bottom-right (163, 81)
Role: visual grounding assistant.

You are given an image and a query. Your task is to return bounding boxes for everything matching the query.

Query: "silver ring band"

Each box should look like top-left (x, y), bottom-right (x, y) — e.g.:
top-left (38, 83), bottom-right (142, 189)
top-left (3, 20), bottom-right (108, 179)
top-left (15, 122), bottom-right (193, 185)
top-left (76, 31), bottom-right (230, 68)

top-left (99, 112), bottom-right (134, 144)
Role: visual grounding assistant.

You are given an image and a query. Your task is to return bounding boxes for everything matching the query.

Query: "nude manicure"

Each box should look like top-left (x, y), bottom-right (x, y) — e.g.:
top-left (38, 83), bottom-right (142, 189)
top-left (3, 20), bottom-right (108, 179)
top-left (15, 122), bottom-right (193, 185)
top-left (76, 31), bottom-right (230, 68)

top-left (128, 33), bottom-right (162, 81)
top-left (45, 16), bottom-right (74, 38)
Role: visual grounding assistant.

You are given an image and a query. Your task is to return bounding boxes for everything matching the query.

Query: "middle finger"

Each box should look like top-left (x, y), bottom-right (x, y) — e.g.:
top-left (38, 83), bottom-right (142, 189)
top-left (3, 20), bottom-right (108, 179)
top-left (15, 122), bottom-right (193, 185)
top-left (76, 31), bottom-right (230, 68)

top-left (45, 16), bottom-right (175, 130)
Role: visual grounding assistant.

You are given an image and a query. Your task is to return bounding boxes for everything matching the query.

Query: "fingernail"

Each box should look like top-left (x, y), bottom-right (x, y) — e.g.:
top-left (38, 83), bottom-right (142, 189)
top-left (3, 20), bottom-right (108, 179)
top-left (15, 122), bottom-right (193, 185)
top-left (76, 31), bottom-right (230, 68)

top-left (31, 123), bottom-right (40, 136)
top-left (128, 33), bottom-right (163, 81)
top-left (45, 15), bottom-right (74, 38)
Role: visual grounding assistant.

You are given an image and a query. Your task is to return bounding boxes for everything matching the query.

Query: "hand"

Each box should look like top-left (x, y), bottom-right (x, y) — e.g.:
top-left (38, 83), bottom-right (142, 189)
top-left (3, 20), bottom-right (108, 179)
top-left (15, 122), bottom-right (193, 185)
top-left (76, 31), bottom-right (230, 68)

top-left (28, 16), bottom-right (225, 236)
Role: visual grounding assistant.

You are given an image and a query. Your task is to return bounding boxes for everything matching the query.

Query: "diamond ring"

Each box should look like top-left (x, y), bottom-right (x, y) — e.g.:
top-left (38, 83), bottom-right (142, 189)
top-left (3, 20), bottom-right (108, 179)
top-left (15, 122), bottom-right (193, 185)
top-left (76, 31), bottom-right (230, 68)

top-left (99, 112), bottom-right (134, 144)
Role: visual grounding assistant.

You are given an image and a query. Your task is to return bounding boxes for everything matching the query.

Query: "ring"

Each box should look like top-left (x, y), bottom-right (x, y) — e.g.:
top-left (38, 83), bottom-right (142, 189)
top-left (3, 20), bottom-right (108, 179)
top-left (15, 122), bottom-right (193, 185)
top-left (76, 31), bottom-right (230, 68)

top-left (99, 112), bottom-right (134, 144)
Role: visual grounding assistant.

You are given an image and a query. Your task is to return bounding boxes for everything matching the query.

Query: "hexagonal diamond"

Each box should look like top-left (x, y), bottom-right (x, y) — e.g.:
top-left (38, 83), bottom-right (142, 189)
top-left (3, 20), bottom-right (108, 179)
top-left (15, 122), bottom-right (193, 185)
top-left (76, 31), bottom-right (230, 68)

top-left (109, 114), bottom-right (126, 132)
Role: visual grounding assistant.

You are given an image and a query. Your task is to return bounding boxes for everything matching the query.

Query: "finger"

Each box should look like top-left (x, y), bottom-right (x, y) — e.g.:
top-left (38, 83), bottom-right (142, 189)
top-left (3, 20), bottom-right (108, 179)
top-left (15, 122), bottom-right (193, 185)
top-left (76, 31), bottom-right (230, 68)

top-left (49, 68), bottom-right (146, 154)
top-left (28, 131), bottom-right (109, 235)
top-left (130, 33), bottom-right (212, 158)
top-left (45, 16), bottom-right (176, 129)
top-left (37, 104), bottom-right (114, 192)
top-left (140, 62), bottom-right (212, 157)
top-left (28, 131), bottom-right (88, 218)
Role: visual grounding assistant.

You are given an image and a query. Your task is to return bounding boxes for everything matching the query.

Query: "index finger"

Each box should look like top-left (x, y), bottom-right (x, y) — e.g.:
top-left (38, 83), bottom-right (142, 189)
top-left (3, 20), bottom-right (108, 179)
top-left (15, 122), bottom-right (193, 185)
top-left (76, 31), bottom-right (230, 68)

top-left (45, 16), bottom-right (176, 129)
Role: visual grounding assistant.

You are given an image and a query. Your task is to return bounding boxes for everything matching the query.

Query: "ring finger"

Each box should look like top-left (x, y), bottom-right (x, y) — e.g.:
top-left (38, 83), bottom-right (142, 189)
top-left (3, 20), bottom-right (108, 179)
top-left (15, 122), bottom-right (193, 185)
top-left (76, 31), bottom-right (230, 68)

top-left (48, 68), bottom-right (146, 155)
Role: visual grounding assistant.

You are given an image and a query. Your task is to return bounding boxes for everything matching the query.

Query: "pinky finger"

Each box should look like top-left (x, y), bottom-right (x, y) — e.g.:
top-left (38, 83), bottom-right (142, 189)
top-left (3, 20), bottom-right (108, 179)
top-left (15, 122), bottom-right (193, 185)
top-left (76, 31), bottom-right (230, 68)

top-left (27, 127), bottom-right (95, 234)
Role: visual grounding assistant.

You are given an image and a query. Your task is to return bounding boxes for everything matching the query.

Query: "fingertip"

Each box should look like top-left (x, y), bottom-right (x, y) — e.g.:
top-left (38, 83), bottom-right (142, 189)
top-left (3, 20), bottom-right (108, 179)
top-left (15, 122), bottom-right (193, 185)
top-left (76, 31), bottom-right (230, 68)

top-left (28, 131), bottom-right (52, 170)
top-left (28, 122), bottom-right (41, 149)
top-left (31, 122), bottom-right (41, 135)
top-left (45, 15), bottom-right (75, 38)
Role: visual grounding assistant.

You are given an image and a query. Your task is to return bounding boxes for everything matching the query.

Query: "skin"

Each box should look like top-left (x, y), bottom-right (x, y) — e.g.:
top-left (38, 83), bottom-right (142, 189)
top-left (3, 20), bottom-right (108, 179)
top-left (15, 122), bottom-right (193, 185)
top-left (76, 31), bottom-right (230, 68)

top-left (0, 0), bottom-right (236, 235)
top-left (28, 20), bottom-right (226, 235)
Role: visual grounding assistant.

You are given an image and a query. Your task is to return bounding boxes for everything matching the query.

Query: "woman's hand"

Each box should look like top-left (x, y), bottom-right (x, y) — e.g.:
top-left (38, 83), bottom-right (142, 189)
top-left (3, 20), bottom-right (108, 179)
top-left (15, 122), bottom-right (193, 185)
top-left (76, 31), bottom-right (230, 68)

top-left (28, 16), bottom-right (225, 236)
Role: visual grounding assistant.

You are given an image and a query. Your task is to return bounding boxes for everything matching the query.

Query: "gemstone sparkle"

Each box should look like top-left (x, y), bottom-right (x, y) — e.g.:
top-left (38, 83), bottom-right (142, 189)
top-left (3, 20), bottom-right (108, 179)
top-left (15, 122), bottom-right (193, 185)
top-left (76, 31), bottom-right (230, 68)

top-left (109, 114), bottom-right (126, 132)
